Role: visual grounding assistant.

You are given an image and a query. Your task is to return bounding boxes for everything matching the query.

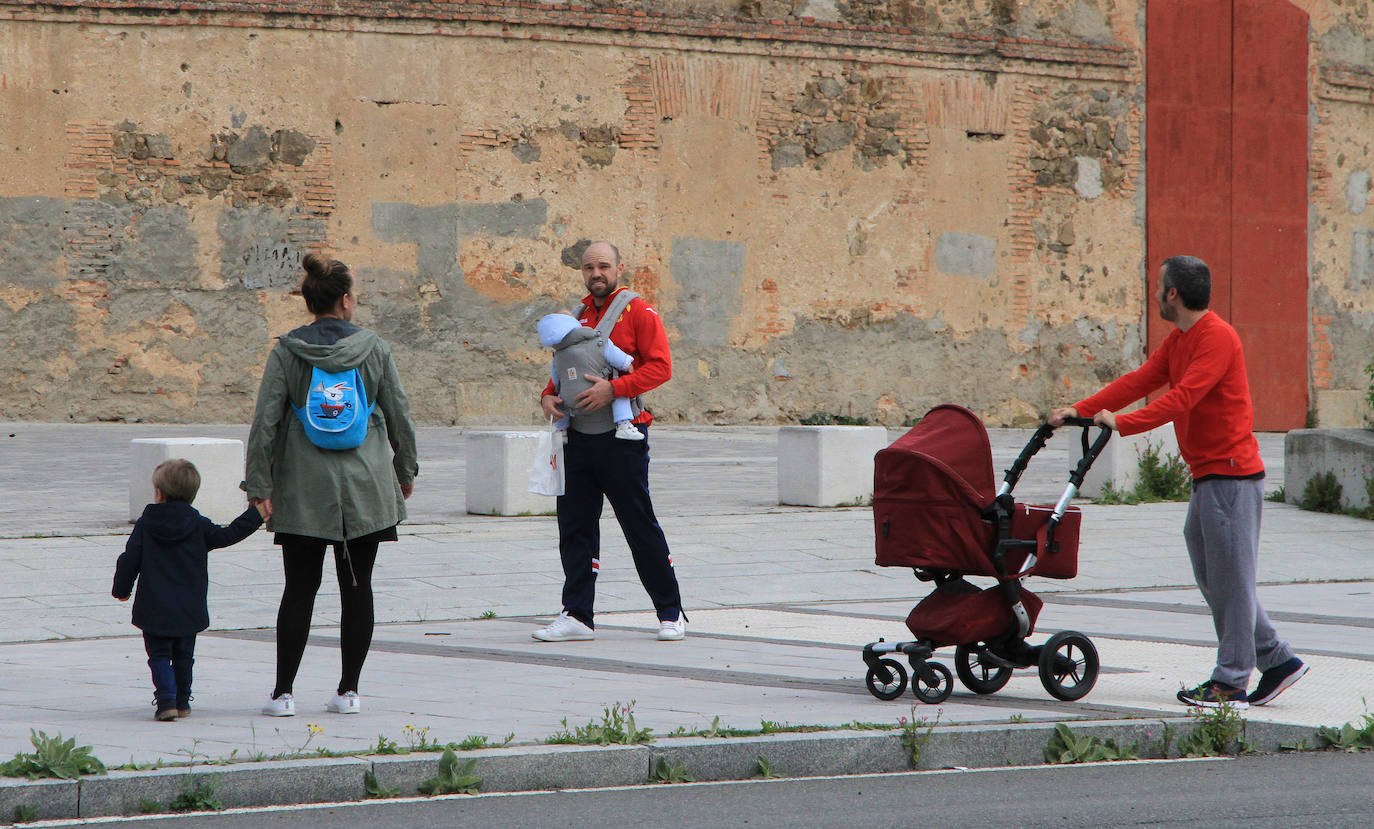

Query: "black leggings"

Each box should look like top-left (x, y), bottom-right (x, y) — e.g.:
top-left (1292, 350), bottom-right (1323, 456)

top-left (272, 536), bottom-right (380, 698)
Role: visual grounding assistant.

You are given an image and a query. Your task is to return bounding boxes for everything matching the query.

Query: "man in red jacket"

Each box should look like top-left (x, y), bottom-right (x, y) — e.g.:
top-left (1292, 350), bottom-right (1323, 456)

top-left (1049, 255), bottom-right (1306, 709)
top-left (532, 240), bottom-right (686, 643)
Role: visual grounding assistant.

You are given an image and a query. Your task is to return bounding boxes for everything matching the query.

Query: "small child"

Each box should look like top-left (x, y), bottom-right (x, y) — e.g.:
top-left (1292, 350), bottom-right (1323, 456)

top-left (113, 459), bottom-right (264, 721)
top-left (537, 312), bottom-right (644, 441)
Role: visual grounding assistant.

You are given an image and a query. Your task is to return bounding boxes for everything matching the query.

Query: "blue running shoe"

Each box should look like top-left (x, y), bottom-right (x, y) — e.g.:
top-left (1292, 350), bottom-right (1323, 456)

top-left (1248, 657), bottom-right (1308, 706)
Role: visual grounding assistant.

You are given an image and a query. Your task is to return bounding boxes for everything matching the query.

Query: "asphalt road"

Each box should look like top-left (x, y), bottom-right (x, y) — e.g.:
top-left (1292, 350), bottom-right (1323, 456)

top-left (41, 751), bottom-right (1374, 828)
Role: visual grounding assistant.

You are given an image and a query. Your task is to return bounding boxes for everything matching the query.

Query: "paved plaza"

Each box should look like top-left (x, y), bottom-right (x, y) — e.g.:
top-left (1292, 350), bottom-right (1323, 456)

top-left (0, 422), bottom-right (1370, 807)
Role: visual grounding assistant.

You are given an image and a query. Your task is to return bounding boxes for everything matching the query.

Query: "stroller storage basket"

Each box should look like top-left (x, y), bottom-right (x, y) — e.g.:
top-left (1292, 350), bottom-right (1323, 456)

top-left (905, 583), bottom-right (1044, 648)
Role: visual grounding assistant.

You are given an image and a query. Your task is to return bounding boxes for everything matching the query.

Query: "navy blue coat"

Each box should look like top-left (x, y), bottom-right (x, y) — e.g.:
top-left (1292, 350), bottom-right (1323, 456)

top-left (112, 502), bottom-right (263, 636)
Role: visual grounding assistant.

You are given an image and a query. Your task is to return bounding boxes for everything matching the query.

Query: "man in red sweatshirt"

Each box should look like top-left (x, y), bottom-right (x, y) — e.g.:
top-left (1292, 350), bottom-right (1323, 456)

top-left (1049, 255), bottom-right (1306, 709)
top-left (532, 240), bottom-right (686, 643)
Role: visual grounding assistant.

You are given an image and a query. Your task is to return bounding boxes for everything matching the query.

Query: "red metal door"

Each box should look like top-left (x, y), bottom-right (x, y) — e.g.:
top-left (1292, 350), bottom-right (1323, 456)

top-left (1146, 0), bottom-right (1309, 430)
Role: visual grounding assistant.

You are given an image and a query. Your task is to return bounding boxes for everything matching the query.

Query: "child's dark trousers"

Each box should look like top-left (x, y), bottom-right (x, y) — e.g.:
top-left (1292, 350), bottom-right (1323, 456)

top-left (144, 632), bottom-right (196, 708)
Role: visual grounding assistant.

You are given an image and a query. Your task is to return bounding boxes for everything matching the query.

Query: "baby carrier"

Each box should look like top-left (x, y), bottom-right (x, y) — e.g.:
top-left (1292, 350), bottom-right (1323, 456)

top-left (860, 404), bottom-right (1111, 703)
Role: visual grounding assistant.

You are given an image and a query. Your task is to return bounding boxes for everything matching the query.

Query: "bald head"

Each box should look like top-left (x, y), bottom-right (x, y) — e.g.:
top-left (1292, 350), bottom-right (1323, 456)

top-left (581, 240), bottom-right (624, 303)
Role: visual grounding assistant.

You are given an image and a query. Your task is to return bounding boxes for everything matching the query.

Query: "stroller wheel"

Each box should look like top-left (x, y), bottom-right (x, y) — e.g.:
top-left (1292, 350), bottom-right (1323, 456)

top-left (865, 658), bottom-right (909, 700)
top-left (912, 661), bottom-right (953, 704)
top-left (1038, 631), bottom-right (1099, 701)
top-left (955, 644), bottom-right (1013, 695)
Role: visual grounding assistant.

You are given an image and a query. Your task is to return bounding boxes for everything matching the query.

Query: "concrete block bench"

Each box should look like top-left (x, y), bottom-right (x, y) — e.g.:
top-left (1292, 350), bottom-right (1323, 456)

top-left (1284, 428), bottom-right (1374, 511)
top-left (1077, 425), bottom-right (1179, 499)
top-left (129, 438), bottom-right (246, 525)
top-left (466, 431), bottom-right (556, 516)
top-left (777, 425), bottom-right (891, 507)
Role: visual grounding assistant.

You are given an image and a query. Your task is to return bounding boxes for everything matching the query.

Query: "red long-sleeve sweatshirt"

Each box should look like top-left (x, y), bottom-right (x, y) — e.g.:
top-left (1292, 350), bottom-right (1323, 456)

top-left (1072, 311), bottom-right (1263, 480)
top-left (540, 288), bottom-right (672, 425)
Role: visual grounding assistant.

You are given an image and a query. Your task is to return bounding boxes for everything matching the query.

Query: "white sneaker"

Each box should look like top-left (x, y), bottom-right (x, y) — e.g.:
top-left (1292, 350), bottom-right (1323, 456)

top-left (614, 421), bottom-right (645, 441)
top-left (657, 619), bottom-right (686, 641)
top-left (261, 693), bottom-right (295, 717)
top-left (327, 691), bottom-right (361, 714)
top-left (532, 612), bottom-right (595, 642)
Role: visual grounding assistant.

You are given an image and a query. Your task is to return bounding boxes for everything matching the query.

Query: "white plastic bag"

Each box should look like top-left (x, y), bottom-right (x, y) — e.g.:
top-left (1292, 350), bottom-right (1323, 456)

top-left (528, 420), bottom-right (565, 497)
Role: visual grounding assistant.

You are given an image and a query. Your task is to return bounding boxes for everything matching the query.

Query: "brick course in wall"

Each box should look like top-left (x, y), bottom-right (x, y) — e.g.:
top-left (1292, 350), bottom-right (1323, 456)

top-left (0, 0), bottom-right (1135, 81)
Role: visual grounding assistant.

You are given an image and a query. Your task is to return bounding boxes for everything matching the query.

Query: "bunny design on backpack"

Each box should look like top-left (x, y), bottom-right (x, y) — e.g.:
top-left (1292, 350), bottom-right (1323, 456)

top-left (315, 380), bottom-right (353, 420)
top-left (294, 366), bottom-right (374, 450)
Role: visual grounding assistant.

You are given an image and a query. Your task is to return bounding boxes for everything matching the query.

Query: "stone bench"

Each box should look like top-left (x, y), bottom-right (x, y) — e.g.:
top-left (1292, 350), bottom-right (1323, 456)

top-left (777, 425), bottom-right (891, 507)
top-left (129, 438), bottom-right (247, 525)
top-left (466, 431), bottom-right (557, 516)
top-left (1077, 425), bottom-right (1180, 499)
top-left (1284, 428), bottom-right (1374, 511)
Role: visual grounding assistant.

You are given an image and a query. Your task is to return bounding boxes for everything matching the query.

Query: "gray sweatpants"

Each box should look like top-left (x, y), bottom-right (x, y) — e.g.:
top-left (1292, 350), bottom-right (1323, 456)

top-left (1183, 476), bottom-right (1294, 689)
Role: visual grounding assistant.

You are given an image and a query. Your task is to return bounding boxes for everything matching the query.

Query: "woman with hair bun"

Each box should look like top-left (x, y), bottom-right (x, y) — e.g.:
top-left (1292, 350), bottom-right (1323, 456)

top-left (245, 252), bottom-right (418, 717)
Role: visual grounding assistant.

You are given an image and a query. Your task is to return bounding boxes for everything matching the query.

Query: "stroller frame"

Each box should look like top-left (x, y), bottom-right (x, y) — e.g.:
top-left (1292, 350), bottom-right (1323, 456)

top-left (861, 413), bottom-right (1112, 704)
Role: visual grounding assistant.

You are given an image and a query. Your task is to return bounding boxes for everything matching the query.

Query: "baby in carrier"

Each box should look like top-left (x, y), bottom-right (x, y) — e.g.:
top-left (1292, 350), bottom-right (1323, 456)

top-left (537, 313), bottom-right (644, 441)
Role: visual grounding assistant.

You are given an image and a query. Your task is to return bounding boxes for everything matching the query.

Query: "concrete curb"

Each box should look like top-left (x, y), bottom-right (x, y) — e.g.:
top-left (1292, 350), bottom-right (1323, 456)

top-left (0, 719), bottom-right (1325, 822)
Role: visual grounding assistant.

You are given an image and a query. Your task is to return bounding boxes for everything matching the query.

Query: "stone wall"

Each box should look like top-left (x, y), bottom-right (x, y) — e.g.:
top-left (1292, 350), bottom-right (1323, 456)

top-left (0, 0), bottom-right (1370, 427)
top-left (1307, 4), bottom-right (1374, 427)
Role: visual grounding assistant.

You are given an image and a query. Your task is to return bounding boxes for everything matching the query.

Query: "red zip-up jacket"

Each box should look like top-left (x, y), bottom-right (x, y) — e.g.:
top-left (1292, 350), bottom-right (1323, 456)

top-left (541, 288), bottom-right (672, 425)
top-left (1072, 311), bottom-right (1263, 480)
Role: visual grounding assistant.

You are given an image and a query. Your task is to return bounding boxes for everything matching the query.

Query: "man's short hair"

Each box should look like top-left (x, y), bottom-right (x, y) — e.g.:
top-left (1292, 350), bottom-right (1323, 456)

top-left (1161, 255), bottom-right (1211, 311)
top-left (153, 459), bottom-right (201, 503)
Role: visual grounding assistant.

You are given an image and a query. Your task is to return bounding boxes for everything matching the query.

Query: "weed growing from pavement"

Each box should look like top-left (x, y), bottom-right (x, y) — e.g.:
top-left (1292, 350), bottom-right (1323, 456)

top-left (667, 717), bottom-right (900, 740)
top-left (898, 708), bottom-right (940, 768)
top-left (799, 412), bottom-right (869, 426)
top-left (1144, 721), bottom-right (1176, 758)
top-left (1043, 724), bottom-right (1139, 764)
top-left (1093, 442), bottom-right (1191, 505)
top-left (364, 769), bottom-right (401, 799)
top-left (12, 805), bottom-right (38, 823)
top-left (1296, 472), bottom-right (1374, 519)
top-left (402, 724), bottom-right (437, 751)
top-left (546, 701), bottom-right (653, 746)
top-left (650, 757), bottom-right (694, 784)
top-left (1365, 358), bottom-right (1374, 416)
top-left (1302, 471), bottom-right (1345, 513)
top-left (0, 730), bottom-right (107, 780)
top-left (842, 720), bottom-right (891, 731)
top-left (1315, 703), bottom-right (1374, 752)
top-left (417, 750), bottom-right (482, 795)
top-left (169, 775), bottom-right (222, 812)
top-left (753, 756), bottom-right (780, 779)
top-left (479, 610), bottom-right (498, 619)
top-left (1136, 441), bottom-right (1192, 500)
top-left (455, 733), bottom-right (514, 751)
top-left (1177, 701), bottom-right (1249, 757)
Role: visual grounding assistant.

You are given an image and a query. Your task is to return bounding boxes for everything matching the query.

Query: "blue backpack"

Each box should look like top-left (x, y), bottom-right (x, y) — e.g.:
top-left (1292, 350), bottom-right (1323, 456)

top-left (293, 366), bottom-right (374, 450)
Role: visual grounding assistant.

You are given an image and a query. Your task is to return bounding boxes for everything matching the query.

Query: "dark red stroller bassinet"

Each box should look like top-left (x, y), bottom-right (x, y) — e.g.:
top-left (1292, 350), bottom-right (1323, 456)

top-left (860, 404), bottom-right (1108, 704)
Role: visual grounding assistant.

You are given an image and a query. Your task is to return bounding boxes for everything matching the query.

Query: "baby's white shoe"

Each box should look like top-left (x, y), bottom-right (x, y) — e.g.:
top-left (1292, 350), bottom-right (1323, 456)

top-left (614, 421), bottom-right (645, 441)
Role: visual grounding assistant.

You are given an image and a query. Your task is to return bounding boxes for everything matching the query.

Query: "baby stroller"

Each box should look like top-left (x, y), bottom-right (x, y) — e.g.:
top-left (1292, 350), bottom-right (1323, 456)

top-left (860, 404), bottom-right (1111, 704)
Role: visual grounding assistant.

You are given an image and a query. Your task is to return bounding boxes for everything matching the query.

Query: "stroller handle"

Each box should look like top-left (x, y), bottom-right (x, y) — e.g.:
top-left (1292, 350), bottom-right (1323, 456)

top-left (1058, 416), bottom-right (1108, 430)
top-left (1000, 418), bottom-right (1113, 500)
